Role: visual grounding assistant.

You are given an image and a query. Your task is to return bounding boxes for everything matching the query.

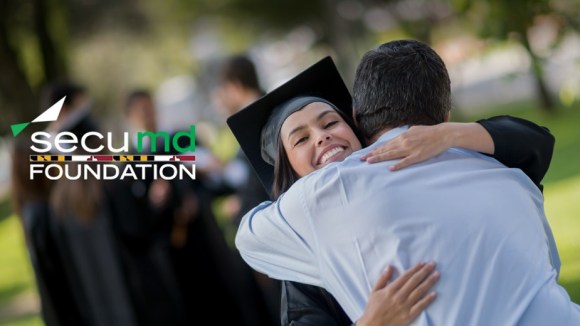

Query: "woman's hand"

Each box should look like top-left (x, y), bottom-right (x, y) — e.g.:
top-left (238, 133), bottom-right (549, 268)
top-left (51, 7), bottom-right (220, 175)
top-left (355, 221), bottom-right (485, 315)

top-left (356, 262), bottom-right (439, 326)
top-left (361, 125), bottom-right (450, 171)
top-left (360, 123), bottom-right (494, 171)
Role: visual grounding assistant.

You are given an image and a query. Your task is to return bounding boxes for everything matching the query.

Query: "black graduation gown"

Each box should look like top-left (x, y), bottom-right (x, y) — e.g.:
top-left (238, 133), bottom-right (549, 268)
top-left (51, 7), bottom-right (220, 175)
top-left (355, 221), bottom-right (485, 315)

top-left (164, 133), bottom-right (276, 325)
top-left (20, 200), bottom-right (83, 326)
top-left (104, 178), bottom-right (187, 326)
top-left (48, 201), bottom-right (138, 326)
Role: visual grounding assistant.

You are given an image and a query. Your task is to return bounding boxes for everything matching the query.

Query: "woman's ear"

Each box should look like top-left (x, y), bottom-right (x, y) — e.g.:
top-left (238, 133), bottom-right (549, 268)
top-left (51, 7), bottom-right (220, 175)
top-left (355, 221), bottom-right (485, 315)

top-left (352, 107), bottom-right (359, 128)
top-left (444, 111), bottom-right (451, 122)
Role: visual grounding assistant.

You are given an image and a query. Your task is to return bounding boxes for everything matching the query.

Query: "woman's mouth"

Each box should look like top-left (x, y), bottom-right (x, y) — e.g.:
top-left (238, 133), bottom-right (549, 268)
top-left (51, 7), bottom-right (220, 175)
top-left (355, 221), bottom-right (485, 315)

top-left (319, 146), bottom-right (345, 165)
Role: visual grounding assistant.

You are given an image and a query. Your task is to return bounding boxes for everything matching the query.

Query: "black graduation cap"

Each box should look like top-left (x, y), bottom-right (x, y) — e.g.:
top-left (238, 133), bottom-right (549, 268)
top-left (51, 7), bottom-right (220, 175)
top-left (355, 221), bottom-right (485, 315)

top-left (227, 56), bottom-right (352, 198)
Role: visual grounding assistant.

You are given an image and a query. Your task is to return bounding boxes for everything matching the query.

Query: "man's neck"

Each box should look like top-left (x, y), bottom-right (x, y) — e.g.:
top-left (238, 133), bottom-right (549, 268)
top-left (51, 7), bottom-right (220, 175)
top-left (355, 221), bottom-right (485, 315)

top-left (368, 127), bottom-right (395, 144)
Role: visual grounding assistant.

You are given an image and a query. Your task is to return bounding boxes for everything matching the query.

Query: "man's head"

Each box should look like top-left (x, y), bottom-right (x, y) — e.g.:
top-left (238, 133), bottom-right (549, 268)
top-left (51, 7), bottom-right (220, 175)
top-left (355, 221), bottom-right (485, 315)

top-left (214, 54), bottom-right (262, 116)
top-left (352, 40), bottom-right (451, 141)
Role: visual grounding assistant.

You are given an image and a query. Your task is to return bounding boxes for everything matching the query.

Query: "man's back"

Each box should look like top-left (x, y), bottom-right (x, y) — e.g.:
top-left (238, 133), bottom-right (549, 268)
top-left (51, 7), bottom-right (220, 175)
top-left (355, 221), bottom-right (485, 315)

top-left (300, 127), bottom-right (578, 324)
top-left (304, 129), bottom-right (551, 321)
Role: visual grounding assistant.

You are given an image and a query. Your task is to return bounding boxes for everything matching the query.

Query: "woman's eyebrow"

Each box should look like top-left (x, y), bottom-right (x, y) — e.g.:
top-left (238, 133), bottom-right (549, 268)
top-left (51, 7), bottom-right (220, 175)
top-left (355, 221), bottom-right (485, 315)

top-left (287, 125), bottom-right (306, 139)
top-left (317, 110), bottom-right (336, 120)
top-left (287, 110), bottom-right (337, 139)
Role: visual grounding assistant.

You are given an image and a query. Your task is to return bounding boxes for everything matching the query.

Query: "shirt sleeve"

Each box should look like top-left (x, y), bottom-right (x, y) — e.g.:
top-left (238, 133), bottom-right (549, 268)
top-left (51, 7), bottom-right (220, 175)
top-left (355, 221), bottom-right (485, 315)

top-left (477, 115), bottom-right (555, 191)
top-left (235, 185), bottom-right (322, 287)
top-left (478, 115), bottom-right (561, 276)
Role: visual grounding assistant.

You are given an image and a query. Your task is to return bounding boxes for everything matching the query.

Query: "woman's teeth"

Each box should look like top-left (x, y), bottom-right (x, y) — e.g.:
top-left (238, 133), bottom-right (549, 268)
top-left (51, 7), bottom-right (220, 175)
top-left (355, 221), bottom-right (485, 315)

top-left (321, 147), bottom-right (344, 164)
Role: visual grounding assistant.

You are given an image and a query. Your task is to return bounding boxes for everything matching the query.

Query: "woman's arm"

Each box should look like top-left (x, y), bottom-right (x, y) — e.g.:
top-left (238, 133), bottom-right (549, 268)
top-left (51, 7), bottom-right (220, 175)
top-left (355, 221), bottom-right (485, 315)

top-left (361, 116), bottom-right (554, 190)
top-left (477, 115), bottom-right (554, 190)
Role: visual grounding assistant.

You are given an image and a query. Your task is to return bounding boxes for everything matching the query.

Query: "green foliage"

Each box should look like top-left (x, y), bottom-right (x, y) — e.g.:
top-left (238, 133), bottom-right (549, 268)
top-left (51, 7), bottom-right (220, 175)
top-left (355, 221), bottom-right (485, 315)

top-left (464, 101), bottom-right (580, 184)
top-left (201, 0), bottom-right (325, 30)
top-left (453, 0), bottom-right (564, 38)
top-left (0, 196), bottom-right (12, 223)
top-left (481, 0), bottom-right (550, 37)
top-left (449, 0), bottom-right (578, 111)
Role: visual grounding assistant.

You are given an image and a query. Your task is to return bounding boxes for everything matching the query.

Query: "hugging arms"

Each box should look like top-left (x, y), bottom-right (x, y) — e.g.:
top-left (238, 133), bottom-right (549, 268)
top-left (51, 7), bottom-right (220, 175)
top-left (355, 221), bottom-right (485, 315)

top-left (281, 115), bottom-right (554, 326)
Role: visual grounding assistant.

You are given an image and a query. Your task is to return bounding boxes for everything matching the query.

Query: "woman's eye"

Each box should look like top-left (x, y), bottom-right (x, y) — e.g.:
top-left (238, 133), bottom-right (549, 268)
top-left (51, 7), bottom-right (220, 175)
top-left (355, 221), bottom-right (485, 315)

top-left (324, 121), bottom-right (338, 129)
top-left (294, 136), bottom-right (308, 146)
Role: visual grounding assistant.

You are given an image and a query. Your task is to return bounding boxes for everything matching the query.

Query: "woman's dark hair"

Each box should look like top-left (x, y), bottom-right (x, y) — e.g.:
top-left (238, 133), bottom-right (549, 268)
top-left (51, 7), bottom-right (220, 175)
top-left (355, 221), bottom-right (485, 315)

top-left (272, 145), bottom-right (300, 199)
top-left (50, 134), bottom-right (106, 223)
top-left (270, 104), bottom-right (365, 198)
top-left (50, 163), bottom-right (103, 223)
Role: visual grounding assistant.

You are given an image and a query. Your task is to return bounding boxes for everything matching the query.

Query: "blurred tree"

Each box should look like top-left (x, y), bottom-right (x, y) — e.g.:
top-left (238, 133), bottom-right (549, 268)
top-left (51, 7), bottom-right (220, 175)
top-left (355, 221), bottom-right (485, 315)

top-left (0, 0), bottom-right (55, 135)
top-left (190, 0), bottom-right (458, 82)
top-left (453, 0), bottom-right (580, 113)
top-left (0, 0), bottom-right (152, 136)
top-left (379, 0), bottom-right (454, 45)
top-left (191, 0), bottom-right (369, 84)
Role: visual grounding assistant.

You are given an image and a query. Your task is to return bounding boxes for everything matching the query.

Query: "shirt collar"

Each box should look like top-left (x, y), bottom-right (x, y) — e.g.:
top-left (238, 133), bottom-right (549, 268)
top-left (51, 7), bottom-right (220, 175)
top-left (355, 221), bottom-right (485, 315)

top-left (368, 126), bottom-right (410, 149)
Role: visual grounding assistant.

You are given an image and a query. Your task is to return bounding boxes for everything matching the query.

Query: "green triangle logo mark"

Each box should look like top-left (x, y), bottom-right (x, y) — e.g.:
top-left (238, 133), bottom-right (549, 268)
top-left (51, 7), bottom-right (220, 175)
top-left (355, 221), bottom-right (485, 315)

top-left (10, 96), bottom-right (65, 137)
top-left (11, 122), bottom-right (30, 137)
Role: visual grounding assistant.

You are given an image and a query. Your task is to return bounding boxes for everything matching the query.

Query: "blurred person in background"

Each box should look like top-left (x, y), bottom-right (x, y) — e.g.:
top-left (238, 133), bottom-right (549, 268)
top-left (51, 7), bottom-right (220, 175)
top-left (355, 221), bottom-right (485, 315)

top-left (211, 54), bottom-right (271, 225)
top-left (124, 89), bottom-right (273, 325)
top-left (38, 81), bottom-right (141, 326)
top-left (18, 83), bottom-right (184, 326)
top-left (11, 137), bottom-right (83, 326)
top-left (41, 81), bottom-right (99, 139)
top-left (211, 54), bottom-right (280, 324)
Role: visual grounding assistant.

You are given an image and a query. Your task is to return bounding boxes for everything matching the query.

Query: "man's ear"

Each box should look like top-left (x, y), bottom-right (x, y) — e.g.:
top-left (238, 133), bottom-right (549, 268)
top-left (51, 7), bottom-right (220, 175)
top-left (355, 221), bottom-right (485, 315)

top-left (444, 111), bottom-right (451, 122)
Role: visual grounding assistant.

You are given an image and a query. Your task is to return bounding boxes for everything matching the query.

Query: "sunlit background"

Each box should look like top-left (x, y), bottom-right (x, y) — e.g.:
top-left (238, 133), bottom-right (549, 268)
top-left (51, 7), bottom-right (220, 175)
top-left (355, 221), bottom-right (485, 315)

top-left (1, 0), bottom-right (579, 324)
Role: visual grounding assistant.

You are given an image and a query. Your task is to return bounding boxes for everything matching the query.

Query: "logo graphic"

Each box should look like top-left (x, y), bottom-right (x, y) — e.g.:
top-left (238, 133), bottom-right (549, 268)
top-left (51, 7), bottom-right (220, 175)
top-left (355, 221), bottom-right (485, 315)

top-left (20, 96), bottom-right (197, 181)
top-left (11, 96), bottom-right (65, 136)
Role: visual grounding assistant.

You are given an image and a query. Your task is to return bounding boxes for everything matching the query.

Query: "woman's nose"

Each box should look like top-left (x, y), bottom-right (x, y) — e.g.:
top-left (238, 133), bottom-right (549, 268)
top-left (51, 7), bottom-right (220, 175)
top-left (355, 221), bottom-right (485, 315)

top-left (317, 133), bottom-right (332, 146)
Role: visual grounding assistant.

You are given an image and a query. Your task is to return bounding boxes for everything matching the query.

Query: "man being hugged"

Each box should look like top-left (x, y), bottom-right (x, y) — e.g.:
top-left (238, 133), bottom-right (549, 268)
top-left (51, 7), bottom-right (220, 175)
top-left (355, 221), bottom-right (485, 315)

top-left (235, 40), bottom-right (579, 325)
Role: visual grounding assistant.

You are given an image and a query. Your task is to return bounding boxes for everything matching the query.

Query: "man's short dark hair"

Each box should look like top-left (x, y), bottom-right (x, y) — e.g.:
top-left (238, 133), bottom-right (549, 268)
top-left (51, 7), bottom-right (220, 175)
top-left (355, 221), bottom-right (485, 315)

top-left (219, 54), bottom-right (261, 91)
top-left (352, 40), bottom-right (451, 140)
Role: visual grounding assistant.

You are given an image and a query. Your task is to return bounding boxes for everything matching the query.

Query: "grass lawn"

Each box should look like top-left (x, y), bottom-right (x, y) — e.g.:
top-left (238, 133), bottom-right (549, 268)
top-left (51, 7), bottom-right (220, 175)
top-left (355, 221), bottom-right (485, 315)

top-left (546, 174), bottom-right (580, 302)
top-left (0, 102), bottom-right (578, 324)
top-left (0, 215), bottom-right (42, 325)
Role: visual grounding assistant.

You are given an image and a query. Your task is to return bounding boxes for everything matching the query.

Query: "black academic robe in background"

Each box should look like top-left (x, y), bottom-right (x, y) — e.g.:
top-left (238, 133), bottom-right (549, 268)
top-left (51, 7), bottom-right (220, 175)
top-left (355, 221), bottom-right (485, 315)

top-left (20, 201), bottom-right (83, 326)
top-left (48, 199), bottom-right (139, 326)
top-left (165, 133), bottom-right (275, 325)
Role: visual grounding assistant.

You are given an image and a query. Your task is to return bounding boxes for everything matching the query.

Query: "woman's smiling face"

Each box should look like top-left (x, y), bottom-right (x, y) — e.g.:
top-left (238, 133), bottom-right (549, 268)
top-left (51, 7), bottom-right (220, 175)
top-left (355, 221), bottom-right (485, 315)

top-left (280, 102), bottom-right (362, 177)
